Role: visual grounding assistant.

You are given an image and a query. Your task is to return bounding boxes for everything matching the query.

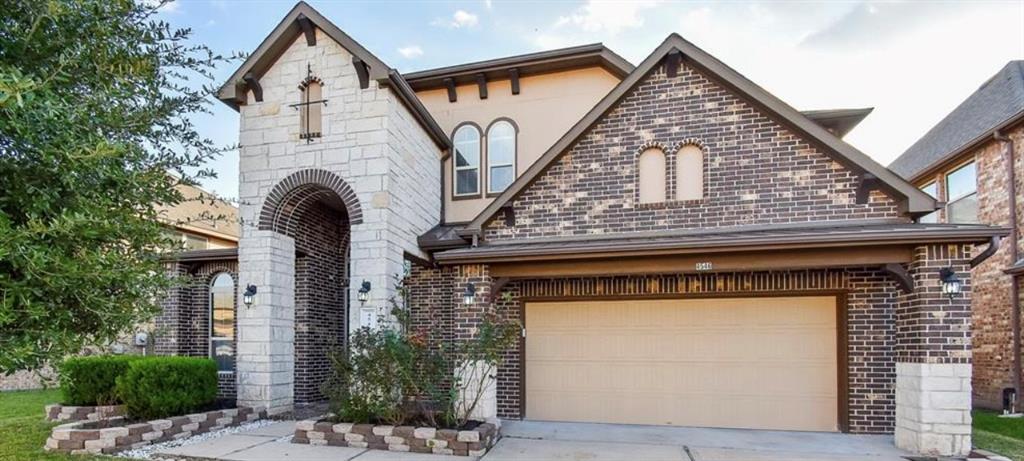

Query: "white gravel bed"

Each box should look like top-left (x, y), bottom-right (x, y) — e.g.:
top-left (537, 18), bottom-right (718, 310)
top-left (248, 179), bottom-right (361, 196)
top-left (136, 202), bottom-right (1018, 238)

top-left (116, 418), bottom-right (277, 460)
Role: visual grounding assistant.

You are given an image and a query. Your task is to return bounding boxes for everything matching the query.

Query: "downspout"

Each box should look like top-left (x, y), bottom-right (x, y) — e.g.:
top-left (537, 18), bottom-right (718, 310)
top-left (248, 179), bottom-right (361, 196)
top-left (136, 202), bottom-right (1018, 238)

top-left (996, 129), bottom-right (1021, 405)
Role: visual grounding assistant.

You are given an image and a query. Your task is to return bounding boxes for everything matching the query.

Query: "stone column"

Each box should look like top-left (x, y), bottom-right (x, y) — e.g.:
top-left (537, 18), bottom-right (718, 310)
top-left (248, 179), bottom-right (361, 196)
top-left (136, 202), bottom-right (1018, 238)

top-left (895, 244), bottom-right (972, 456)
top-left (236, 230), bottom-right (296, 416)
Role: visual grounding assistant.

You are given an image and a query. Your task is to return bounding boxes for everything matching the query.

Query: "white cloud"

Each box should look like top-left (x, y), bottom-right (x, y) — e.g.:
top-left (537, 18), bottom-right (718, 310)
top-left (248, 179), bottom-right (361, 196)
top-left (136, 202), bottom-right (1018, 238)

top-left (484, 0), bottom-right (493, 10)
top-left (433, 9), bottom-right (479, 29)
top-left (555, 0), bottom-right (660, 35)
top-left (398, 45), bottom-right (424, 59)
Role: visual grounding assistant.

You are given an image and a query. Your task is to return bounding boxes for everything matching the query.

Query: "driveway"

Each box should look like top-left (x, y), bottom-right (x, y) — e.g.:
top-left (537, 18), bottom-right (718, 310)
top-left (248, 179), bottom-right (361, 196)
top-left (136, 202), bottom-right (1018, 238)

top-left (154, 420), bottom-right (915, 461)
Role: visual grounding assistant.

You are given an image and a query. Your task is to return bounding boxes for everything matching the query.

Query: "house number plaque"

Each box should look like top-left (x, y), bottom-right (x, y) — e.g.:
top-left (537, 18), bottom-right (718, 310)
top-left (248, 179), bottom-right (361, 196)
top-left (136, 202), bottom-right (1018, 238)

top-left (695, 262), bottom-right (713, 271)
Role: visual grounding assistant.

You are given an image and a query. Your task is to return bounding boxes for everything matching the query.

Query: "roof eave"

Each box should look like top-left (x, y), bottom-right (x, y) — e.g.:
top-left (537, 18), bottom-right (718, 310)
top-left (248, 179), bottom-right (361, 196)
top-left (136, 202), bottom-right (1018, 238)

top-left (902, 109), bottom-right (1024, 184)
top-left (437, 227), bottom-right (1008, 264)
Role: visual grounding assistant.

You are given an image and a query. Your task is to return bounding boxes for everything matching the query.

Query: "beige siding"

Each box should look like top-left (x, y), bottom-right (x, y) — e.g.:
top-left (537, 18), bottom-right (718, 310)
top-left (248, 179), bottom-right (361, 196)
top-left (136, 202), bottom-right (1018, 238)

top-left (525, 296), bottom-right (838, 432)
top-left (415, 67), bottom-right (621, 223)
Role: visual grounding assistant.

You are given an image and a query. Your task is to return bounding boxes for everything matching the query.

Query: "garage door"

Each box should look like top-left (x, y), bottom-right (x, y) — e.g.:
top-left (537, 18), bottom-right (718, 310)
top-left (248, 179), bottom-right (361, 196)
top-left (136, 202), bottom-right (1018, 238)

top-left (525, 296), bottom-right (838, 432)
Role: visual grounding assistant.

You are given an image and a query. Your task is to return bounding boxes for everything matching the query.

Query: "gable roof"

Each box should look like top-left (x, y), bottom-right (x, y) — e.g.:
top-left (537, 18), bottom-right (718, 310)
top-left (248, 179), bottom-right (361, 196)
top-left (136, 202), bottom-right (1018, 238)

top-left (460, 34), bottom-right (937, 236)
top-left (215, 1), bottom-right (450, 150)
top-left (889, 61), bottom-right (1024, 182)
top-left (404, 43), bottom-right (634, 91)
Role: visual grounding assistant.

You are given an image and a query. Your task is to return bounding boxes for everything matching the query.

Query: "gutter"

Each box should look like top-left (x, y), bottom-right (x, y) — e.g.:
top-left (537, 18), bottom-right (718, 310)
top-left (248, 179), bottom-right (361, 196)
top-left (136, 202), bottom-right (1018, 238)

top-left (995, 129), bottom-right (1021, 406)
top-left (906, 110), bottom-right (1024, 185)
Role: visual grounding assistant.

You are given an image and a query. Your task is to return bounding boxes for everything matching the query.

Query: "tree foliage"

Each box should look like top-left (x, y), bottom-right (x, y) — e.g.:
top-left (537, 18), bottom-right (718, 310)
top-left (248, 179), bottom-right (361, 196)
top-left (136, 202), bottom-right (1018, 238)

top-left (0, 0), bottom-right (232, 372)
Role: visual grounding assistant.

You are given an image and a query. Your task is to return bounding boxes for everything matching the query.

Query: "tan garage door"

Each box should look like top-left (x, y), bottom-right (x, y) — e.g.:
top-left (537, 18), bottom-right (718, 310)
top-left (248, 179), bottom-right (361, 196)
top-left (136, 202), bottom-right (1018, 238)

top-left (525, 296), bottom-right (838, 432)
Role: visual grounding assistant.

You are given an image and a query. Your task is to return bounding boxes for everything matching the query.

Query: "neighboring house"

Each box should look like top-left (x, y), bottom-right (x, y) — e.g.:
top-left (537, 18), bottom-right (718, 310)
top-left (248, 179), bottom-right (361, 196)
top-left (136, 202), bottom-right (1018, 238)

top-left (157, 183), bottom-right (241, 250)
top-left (151, 2), bottom-right (1009, 456)
top-left (890, 61), bottom-right (1024, 412)
top-left (0, 184), bottom-right (240, 392)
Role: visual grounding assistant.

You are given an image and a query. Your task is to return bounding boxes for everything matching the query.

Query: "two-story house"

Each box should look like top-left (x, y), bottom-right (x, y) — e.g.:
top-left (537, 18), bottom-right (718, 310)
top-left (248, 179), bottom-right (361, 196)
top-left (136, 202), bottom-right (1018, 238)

top-left (153, 3), bottom-right (1009, 456)
top-left (890, 61), bottom-right (1024, 414)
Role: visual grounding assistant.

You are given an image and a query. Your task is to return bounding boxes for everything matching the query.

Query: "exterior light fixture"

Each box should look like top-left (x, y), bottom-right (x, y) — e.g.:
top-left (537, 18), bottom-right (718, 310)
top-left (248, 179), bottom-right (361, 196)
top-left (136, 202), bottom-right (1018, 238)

top-left (463, 282), bottom-right (476, 305)
top-left (357, 280), bottom-right (371, 303)
top-left (939, 267), bottom-right (962, 299)
top-left (243, 285), bottom-right (257, 308)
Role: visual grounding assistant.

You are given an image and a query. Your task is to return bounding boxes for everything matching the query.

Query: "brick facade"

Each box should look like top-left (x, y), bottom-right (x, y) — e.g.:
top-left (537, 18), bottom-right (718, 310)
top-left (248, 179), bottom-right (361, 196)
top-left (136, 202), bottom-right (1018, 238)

top-left (154, 259), bottom-right (239, 399)
top-left (484, 61), bottom-right (904, 242)
top-left (407, 266), bottom-right (906, 434)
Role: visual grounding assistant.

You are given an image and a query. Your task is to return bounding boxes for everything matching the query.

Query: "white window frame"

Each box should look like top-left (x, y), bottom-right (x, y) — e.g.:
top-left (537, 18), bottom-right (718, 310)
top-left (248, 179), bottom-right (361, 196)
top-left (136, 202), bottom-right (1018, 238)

top-left (453, 124), bottom-right (481, 197)
top-left (486, 120), bottom-right (517, 195)
top-left (944, 161), bottom-right (978, 224)
top-left (209, 273), bottom-right (235, 374)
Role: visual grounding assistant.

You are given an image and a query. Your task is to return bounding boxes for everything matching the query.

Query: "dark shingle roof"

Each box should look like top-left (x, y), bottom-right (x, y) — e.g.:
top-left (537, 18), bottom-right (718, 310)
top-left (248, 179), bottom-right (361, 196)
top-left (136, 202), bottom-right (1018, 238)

top-left (890, 61), bottom-right (1024, 180)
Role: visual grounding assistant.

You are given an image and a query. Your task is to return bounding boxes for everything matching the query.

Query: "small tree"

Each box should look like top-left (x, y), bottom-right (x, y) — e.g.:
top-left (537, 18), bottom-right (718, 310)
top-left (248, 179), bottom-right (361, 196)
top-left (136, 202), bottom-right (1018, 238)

top-left (0, 0), bottom-right (234, 373)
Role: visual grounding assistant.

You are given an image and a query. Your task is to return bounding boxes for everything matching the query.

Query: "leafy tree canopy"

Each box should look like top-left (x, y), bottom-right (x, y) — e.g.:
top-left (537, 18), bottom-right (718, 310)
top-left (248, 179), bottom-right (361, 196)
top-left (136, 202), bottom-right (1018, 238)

top-left (0, 0), bottom-right (232, 372)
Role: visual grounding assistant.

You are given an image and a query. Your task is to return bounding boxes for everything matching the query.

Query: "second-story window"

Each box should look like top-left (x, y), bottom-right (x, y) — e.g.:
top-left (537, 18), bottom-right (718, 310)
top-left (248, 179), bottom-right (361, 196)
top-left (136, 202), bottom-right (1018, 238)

top-left (487, 120), bottom-right (516, 194)
top-left (919, 182), bottom-right (938, 223)
top-left (945, 161), bottom-right (978, 223)
top-left (454, 124), bottom-right (481, 196)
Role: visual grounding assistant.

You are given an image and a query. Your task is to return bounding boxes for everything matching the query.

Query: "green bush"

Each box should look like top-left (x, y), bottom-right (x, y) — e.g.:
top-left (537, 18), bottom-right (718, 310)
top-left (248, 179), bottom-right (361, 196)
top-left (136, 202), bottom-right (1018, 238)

top-left (116, 357), bottom-right (218, 419)
top-left (58, 355), bottom-right (145, 406)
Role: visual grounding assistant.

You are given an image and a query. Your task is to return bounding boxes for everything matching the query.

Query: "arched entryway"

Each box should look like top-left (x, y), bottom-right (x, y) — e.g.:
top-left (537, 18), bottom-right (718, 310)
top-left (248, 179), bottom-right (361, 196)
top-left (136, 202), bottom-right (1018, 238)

top-left (259, 169), bottom-right (360, 403)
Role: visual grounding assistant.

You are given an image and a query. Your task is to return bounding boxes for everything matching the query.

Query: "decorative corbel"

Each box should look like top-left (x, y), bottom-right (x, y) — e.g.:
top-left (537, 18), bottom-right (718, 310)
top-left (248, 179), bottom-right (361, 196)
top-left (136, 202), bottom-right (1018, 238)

top-left (353, 57), bottom-right (370, 90)
top-left (444, 77), bottom-right (457, 103)
top-left (855, 173), bottom-right (880, 204)
top-left (490, 277), bottom-right (511, 303)
top-left (243, 72), bottom-right (263, 102)
top-left (476, 73), bottom-right (488, 100)
top-left (297, 14), bottom-right (316, 46)
top-left (509, 68), bottom-right (521, 95)
top-left (665, 50), bottom-right (682, 78)
top-left (882, 263), bottom-right (913, 294)
top-left (502, 206), bottom-right (516, 227)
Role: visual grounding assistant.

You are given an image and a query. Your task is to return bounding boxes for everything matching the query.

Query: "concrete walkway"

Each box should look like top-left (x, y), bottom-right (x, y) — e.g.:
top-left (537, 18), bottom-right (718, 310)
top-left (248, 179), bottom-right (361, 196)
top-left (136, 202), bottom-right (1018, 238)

top-left (154, 419), bottom-right (923, 461)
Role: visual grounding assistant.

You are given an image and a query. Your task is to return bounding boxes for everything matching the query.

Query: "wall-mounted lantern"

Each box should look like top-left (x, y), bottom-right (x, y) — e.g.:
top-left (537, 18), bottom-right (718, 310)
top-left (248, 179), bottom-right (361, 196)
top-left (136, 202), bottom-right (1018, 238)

top-left (463, 282), bottom-right (476, 305)
top-left (939, 268), bottom-right (962, 299)
top-left (243, 284), bottom-right (257, 308)
top-left (357, 280), bottom-right (371, 304)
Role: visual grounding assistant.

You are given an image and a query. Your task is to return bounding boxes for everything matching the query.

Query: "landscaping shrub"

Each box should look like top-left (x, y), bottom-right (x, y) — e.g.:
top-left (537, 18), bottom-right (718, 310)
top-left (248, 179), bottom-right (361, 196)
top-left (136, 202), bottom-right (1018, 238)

top-left (58, 355), bottom-right (145, 406)
top-left (116, 356), bottom-right (218, 419)
top-left (324, 278), bottom-right (519, 428)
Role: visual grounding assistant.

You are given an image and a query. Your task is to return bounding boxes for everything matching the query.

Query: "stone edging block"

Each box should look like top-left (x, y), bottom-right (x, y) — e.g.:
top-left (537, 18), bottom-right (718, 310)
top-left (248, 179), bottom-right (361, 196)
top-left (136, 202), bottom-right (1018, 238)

top-left (293, 417), bottom-right (501, 456)
top-left (45, 404), bottom-right (126, 422)
top-left (44, 406), bottom-right (266, 455)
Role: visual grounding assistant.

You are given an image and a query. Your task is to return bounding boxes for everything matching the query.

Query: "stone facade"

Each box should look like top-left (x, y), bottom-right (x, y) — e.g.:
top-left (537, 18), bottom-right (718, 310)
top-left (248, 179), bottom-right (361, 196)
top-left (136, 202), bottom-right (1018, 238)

top-left (235, 27), bottom-right (440, 413)
top-left (293, 419), bottom-right (499, 456)
top-left (44, 407), bottom-right (264, 455)
top-left (484, 61), bottom-right (904, 242)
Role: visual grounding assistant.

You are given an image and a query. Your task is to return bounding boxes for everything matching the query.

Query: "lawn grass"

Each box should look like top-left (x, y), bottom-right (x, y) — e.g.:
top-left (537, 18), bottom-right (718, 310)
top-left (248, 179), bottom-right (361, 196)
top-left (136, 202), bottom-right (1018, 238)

top-left (0, 389), bottom-right (109, 461)
top-left (974, 410), bottom-right (1024, 460)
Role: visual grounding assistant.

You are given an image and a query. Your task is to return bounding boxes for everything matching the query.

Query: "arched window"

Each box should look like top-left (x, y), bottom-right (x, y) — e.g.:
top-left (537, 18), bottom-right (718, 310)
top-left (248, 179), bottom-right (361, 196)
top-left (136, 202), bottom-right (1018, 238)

top-left (453, 124), bottom-right (481, 196)
top-left (487, 120), bottom-right (516, 194)
top-left (299, 80), bottom-right (323, 140)
top-left (676, 144), bottom-right (703, 200)
top-left (209, 273), bottom-right (235, 373)
top-left (638, 148), bottom-right (666, 204)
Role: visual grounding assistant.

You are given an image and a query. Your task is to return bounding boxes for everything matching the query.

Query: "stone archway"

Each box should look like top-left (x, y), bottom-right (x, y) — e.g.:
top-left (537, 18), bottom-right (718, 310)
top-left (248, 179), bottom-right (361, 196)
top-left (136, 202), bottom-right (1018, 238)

top-left (259, 169), bottom-right (358, 403)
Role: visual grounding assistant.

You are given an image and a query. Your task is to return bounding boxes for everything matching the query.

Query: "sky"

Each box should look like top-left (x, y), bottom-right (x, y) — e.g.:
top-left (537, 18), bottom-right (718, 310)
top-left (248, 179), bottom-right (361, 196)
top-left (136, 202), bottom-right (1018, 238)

top-left (159, 0), bottom-right (1024, 199)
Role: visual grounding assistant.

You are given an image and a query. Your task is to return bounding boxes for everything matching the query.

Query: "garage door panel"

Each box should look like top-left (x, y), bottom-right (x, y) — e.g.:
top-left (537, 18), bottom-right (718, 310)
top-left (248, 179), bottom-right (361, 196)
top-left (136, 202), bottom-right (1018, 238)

top-left (525, 296), bottom-right (838, 432)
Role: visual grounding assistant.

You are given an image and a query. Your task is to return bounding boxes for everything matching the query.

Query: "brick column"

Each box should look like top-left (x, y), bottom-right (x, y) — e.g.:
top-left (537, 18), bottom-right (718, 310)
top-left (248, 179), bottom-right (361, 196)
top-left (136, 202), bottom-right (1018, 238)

top-left (895, 244), bottom-right (972, 456)
top-left (236, 230), bottom-right (296, 415)
top-left (453, 264), bottom-right (497, 420)
top-left (154, 261), bottom-right (188, 356)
